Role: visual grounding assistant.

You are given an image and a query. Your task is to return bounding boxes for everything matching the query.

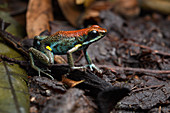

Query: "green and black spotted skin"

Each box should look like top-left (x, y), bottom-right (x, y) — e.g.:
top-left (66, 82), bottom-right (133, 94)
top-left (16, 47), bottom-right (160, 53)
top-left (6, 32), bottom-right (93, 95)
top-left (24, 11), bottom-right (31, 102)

top-left (39, 25), bottom-right (107, 55)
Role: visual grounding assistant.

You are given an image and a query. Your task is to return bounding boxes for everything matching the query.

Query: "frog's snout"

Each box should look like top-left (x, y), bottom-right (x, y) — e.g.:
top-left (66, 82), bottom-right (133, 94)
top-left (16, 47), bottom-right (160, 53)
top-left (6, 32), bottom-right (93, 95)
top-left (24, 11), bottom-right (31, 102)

top-left (100, 30), bottom-right (107, 36)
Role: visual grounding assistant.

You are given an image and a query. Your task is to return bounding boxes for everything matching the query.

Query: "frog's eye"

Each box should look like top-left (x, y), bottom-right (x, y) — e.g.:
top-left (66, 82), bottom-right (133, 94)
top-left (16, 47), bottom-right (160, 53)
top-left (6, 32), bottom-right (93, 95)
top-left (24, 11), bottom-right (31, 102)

top-left (33, 38), bottom-right (41, 49)
top-left (88, 30), bottom-right (99, 39)
top-left (92, 30), bottom-right (97, 34)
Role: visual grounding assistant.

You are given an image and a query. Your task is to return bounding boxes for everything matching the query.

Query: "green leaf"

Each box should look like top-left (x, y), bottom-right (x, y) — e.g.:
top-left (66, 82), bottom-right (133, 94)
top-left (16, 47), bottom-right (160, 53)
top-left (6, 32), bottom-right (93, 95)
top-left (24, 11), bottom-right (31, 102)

top-left (0, 11), bottom-right (25, 38)
top-left (0, 62), bottom-right (29, 113)
top-left (0, 11), bottom-right (29, 113)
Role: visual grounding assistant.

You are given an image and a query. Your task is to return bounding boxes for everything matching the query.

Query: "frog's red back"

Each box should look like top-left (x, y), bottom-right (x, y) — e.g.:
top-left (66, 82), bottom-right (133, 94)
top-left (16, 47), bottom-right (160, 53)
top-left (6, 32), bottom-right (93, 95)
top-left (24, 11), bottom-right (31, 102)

top-left (51, 25), bottom-right (107, 38)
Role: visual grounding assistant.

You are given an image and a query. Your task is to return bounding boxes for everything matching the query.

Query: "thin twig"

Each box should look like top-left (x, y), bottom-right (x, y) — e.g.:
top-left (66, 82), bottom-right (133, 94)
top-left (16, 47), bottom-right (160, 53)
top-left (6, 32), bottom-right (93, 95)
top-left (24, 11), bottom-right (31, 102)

top-left (99, 65), bottom-right (170, 74)
top-left (132, 85), bottom-right (164, 93)
top-left (75, 50), bottom-right (84, 63)
top-left (123, 41), bottom-right (170, 56)
top-left (0, 55), bottom-right (28, 66)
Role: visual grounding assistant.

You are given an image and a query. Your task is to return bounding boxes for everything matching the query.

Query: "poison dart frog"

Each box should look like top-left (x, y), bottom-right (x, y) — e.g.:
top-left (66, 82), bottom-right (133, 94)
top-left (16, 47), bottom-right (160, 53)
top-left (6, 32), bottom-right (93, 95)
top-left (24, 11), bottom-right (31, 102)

top-left (29, 25), bottom-right (107, 79)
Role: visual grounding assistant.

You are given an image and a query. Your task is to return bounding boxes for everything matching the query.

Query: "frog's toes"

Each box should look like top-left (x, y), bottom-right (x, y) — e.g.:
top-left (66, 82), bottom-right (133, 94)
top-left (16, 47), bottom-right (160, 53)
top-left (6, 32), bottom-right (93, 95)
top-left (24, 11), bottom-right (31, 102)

top-left (89, 64), bottom-right (94, 71)
top-left (97, 69), bottom-right (102, 74)
top-left (44, 68), bottom-right (51, 72)
top-left (88, 64), bottom-right (102, 73)
top-left (71, 66), bottom-right (85, 70)
top-left (38, 69), bottom-right (54, 80)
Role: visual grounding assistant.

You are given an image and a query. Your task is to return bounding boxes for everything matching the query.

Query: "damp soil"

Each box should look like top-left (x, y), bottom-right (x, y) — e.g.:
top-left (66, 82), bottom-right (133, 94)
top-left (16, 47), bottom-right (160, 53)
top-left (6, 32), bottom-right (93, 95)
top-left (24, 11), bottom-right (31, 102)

top-left (29, 12), bottom-right (170, 113)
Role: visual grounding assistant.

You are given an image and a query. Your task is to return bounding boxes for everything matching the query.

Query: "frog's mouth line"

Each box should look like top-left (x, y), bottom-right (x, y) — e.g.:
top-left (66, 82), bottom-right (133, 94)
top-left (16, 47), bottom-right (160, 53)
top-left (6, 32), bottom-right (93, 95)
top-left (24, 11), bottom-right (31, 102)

top-left (89, 35), bottom-right (105, 43)
top-left (82, 35), bottom-right (105, 45)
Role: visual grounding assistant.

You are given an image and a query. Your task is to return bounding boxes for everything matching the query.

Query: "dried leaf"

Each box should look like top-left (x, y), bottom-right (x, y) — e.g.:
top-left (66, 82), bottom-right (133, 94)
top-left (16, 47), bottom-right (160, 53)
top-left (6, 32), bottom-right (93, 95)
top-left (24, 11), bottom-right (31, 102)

top-left (62, 75), bottom-right (84, 87)
top-left (75, 0), bottom-right (85, 5)
top-left (54, 55), bottom-right (67, 64)
top-left (84, 0), bottom-right (95, 7)
top-left (58, 0), bottom-right (81, 27)
top-left (78, 1), bottom-right (112, 25)
top-left (138, 0), bottom-right (170, 14)
top-left (113, 0), bottom-right (140, 18)
top-left (75, 0), bottom-right (95, 7)
top-left (26, 0), bottom-right (54, 38)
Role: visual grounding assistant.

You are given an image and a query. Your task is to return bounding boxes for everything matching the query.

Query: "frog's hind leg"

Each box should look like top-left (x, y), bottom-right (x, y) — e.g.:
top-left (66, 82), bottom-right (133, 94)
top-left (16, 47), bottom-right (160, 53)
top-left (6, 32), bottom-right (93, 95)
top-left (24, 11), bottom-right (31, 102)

top-left (29, 47), bottom-right (54, 80)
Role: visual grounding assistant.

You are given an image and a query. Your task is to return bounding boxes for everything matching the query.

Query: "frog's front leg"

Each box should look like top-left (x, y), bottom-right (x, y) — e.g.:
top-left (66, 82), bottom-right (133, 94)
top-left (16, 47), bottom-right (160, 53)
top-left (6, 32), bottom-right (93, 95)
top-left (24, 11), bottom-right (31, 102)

top-left (29, 47), bottom-right (54, 79)
top-left (83, 49), bottom-right (102, 73)
top-left (67, 44), bottom-right (85, 70)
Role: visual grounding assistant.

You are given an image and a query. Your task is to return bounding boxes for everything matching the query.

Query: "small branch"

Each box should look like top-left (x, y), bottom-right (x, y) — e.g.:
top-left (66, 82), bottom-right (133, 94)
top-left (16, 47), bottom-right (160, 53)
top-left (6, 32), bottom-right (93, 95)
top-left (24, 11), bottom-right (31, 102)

top-left (131, 85), bottom-right (164, 93)
top-left (123, 41), bottom-right (170, 57)
top-left (0, 30), bottom-right (29, 58)
top-left (99, 65), bottom-right (170, 74)
top-left (0, 55), bottom-right (28, 67)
